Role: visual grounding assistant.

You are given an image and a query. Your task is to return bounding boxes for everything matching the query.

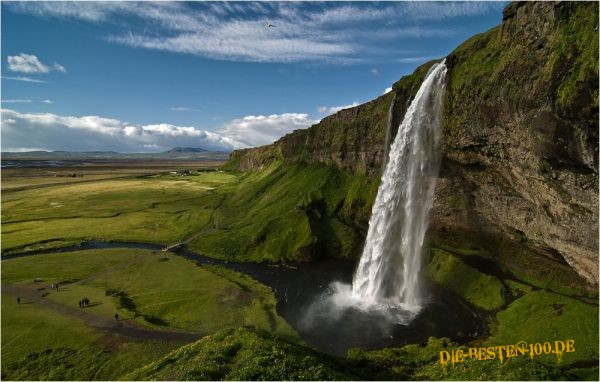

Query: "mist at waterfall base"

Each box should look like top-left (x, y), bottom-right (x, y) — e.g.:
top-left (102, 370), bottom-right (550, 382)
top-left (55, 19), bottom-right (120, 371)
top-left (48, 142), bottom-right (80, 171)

top-left (299, 61), bottom-right (459, 354)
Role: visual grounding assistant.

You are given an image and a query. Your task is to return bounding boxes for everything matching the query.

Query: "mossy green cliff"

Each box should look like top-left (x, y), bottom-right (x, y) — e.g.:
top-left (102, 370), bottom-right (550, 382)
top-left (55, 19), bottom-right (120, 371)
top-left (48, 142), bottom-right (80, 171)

top-left (227, 1), bottom-right (599, 286)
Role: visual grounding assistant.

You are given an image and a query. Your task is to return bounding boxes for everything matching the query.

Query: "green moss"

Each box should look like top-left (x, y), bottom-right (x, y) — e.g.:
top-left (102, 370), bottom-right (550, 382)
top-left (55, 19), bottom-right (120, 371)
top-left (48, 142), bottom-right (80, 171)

top-left (427, 249), bottom-right (506, 310)
top-left (551, 2), bottom-right (599, 116)
top-left (487, 290), bottom-right (599, 366)
top-left (504, 279), bottom-right (534, 296)
top-left (124, 327), bottom-right (356, 381)
top-left (350, 336), bottom-right (573, 381)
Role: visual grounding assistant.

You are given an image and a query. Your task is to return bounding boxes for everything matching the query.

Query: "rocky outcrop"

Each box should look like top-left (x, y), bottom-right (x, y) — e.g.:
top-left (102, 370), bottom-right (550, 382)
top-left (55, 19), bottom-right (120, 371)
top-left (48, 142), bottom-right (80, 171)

top-left (230, 2), bottom-right (599, 285)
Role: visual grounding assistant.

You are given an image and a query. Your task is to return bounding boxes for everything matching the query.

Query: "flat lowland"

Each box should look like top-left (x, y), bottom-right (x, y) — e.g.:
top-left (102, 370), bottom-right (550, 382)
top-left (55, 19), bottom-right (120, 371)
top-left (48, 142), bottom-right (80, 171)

top-left (1, 158), bottom-right (225, 192)
top-left (1, 166), bottom-right (233, 254)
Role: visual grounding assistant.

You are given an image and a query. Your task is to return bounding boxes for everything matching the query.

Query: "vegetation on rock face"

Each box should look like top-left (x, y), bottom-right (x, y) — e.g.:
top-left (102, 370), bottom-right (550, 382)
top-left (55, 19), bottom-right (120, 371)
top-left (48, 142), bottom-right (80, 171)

top-left (190, 161), bottom-right (377, 262)
top-left (427, 249), bottom-right (506, 310)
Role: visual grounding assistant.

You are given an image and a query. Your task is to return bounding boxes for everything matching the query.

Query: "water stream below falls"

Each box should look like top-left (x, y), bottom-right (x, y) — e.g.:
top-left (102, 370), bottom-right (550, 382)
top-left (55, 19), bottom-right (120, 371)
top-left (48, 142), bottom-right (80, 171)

top-left (3, 240), bottom-right (482, 356)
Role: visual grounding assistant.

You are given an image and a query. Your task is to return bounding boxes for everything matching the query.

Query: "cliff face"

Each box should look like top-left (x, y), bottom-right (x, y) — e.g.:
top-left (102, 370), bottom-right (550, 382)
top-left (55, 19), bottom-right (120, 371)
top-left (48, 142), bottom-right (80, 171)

top-left (229, 2), bottom-right (599, 285)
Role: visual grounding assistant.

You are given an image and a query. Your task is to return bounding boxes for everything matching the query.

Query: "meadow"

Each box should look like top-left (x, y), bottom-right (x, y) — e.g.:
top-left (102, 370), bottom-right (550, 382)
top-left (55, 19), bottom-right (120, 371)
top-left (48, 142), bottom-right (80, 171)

top-left (1, 161), bottom-right (597, 380)
top-left (1, 162), bottom-right (298, 379)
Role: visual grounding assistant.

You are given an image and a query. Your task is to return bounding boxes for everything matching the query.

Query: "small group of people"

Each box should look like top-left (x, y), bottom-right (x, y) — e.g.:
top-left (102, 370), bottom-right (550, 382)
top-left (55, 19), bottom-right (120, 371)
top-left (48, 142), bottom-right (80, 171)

top-left (78, 297), bottom-right (90, 308)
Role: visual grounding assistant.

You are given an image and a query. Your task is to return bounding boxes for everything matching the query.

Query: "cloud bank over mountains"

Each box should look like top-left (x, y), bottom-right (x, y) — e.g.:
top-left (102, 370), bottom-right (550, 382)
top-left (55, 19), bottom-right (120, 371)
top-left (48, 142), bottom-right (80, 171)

top-left (1, 108), bottom-right (316, 153)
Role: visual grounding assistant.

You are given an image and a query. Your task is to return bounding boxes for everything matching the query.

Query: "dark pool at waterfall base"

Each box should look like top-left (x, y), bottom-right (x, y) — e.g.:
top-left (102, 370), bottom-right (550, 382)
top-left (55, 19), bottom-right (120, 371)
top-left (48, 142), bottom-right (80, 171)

top-left (4, 241), bottom-right (484, 356)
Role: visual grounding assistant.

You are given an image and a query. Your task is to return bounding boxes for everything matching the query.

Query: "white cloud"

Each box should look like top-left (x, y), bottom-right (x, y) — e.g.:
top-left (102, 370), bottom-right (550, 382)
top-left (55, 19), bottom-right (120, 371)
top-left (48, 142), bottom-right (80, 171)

top-left (1, 99), bottom-right (32, 103)
top-left (4, 2), bottom-right (504, 64)
top-left (1, 99), bottom-right (54, 104)
top-left (0, 108), bottom-right (239, 152)
top-left (397, 56), bottom-right (437, 63)
top-left (371, 68), bottom-right (379, 76)
top-left (2, 76), bottom-right (47, 83)
top-left (1, 109), bottom-right (315, 152)
top-left (218, 113), bottom-right (317, 147)
top-left (383, 87), bottom-right (393, 95)
top-left (53, 63), bottom-right (67, 73)
top-left (170, 106), bottom-right (200, 112)
top-left (399, 2), bottom-right (507, 21)
top-left (7, 53), bottom-right (66, 74)
top-left (2, 147), bottom-right (49, 152)
top-left (112, 31), bottom-right (354, 63)
top-left (318, 102), bottom-right (360, 115)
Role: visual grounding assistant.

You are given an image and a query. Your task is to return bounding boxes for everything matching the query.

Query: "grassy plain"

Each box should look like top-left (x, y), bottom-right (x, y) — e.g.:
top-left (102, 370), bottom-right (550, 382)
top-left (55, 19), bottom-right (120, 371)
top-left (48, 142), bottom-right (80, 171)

top-left (1, 159), bottom-right (224, 191)
top-left (1, 292), bottom-right (181, 380)
top-left (1, 171), bottom-right (235, 254)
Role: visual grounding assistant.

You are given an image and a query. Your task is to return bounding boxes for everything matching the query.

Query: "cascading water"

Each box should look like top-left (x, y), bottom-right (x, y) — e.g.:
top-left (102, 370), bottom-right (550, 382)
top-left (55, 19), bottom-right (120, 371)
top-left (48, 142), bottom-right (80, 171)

top-left (300, 60), bottom-right (479, 353)
top-left (382, 92), bottom-right (397, 172)
top-left (351, 60), bottom-right (448, 315)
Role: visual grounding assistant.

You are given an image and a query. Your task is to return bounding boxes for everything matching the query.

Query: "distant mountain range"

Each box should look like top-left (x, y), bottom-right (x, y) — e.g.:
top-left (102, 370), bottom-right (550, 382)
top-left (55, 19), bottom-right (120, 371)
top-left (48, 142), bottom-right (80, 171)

top-left (164, 147), bottom-right (208, 153)
top-left (1, 147), bottom-right (229, 161)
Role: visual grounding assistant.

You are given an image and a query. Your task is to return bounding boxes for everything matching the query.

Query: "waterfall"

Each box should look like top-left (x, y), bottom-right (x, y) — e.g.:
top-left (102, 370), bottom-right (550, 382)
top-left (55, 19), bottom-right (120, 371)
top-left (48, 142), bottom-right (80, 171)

top-left (382, 93), bottom-right (397, 172)
top-left (352, 60), bottom-right (448, 314)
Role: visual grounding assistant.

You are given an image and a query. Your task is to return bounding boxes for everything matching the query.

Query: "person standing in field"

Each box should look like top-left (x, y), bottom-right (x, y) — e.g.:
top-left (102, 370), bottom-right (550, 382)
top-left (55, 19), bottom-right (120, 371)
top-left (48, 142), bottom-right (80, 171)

top-left (17, 297), bottom-right (20, 304)
top-left (115, 313), bottom-right (119, 321)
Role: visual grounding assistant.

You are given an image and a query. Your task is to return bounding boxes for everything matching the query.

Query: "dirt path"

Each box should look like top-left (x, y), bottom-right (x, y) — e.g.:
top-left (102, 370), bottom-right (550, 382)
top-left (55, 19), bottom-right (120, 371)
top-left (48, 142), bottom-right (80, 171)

top-left (2, 283), bottom-right (202, 343)
top-left (161, 200), bottom-right (222, 251)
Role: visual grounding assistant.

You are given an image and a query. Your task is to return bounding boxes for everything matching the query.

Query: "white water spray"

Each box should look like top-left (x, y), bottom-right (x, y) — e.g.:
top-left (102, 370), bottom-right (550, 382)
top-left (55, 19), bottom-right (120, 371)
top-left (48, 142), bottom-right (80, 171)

top-left (351, 60), bottom-right (448, 315)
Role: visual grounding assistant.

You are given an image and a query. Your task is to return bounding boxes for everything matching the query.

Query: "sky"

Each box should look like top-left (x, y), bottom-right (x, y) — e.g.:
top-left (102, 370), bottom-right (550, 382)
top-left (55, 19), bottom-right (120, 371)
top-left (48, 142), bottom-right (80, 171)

top-left (1, 1), bottom-right (506, 153)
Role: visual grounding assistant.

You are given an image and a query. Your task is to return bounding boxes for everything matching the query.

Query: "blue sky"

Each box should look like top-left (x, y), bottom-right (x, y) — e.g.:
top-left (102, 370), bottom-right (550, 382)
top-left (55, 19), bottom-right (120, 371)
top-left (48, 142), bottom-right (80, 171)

top-left (1, 1), bottom-right (505, 152)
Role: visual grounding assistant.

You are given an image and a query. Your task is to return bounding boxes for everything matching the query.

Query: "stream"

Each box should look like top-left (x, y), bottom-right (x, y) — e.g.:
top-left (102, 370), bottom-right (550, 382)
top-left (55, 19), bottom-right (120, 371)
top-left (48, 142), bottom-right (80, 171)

top-left (3, 241), bottom-right (484, 356)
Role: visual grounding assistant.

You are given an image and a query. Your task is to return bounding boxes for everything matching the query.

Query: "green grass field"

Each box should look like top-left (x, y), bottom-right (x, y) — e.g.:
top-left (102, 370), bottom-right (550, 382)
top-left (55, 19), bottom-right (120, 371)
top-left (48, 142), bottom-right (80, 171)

top-left (1, 292), bottom-right (182, 380)
top-left (1, 247), bottom-right (298, 380)
top-left (1, 172), bottom-right (236, 254)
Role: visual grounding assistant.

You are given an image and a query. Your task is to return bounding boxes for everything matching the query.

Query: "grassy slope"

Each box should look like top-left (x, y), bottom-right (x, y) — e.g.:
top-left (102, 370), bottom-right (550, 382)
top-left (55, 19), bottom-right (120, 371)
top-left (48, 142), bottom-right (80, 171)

top-left (427, 249), bottom-right (506, 310)
top-left (1, 293), bottom-right (180, 380)
top-left (124, 327), bottom-right (356, 381)
top-left (189, 161), bottom-right (376, 262)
